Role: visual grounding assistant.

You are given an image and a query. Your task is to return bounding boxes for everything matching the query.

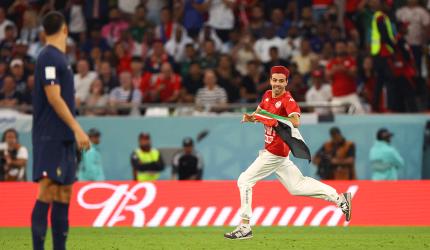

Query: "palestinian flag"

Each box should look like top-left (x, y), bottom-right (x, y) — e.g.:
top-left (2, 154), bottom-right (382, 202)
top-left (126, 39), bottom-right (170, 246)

top-left (254, 109), bottom-right (311, 162)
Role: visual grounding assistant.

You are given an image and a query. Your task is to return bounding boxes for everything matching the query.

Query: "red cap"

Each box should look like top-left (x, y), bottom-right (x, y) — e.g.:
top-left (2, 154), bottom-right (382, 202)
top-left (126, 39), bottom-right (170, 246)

top-left (270, 66), bottom-right (290, 79)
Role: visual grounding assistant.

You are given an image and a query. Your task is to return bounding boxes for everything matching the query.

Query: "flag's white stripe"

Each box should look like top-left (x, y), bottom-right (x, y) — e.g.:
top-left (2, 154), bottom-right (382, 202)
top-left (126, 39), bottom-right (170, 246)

top-left (146, 207), bottom-right (168, 227)
top-left (261, 207), bottom-right (281, 226)
top-left (197, 207), bottom-right (216, 226)
top-left (165, 207), bottom-right (184, 226)
top-left (214, 207), bottom-right (232, 226)
top-left (278, 207), bottom-right (297, 226)
top-left (293, 206), bottom-right (313, 226)
top-left (181, 207), bottom-right (200, 227)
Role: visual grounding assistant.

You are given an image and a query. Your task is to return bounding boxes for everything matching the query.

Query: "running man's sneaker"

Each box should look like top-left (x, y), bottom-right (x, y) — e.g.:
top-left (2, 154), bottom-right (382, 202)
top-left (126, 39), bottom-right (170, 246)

top-left (339, 192), bottom-right (352, 221)
top-left (224, 224), bottom-right (253, 240)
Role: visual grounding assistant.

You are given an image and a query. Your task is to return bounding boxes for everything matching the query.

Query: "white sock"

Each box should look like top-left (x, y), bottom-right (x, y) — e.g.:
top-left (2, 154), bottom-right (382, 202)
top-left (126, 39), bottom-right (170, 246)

top-left (335, 194), bottom-right (344, 207)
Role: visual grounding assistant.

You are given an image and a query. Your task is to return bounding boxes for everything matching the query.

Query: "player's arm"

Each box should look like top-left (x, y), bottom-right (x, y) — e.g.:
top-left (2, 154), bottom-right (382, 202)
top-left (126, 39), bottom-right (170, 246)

top-left (44, 84), bottom-right (90, 150)
top-left (286, 113), bottom-right (300, 128)
top-left (241, 106), bottom-right (261, 123)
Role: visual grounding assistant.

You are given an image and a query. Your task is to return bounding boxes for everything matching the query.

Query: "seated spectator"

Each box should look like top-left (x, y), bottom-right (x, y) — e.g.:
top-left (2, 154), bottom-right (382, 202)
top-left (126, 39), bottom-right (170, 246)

top-left (165, 26), bottom-right (193, 63)
top-left (248, 5), bottom-right (268, 39)
top-left (195, 69), bottom-right (228, 111)
top-left (215, 54), bottom-right (241, 103)
top-left (197, 24), bottom-right (223, 51)
top-left (305, 69), bottom-right (332, 114)
top-left (144, 40), bottom-right (174, 73)
top-left (181, 62), bottom-right (204, 103)
top-left (78, 128), bottom-right (105, 181)
top-left (270, 8), bottom-right (291, 38)
top-left (9, 58), bottom-right (27, 94)
top-left (74, 59), bottom-right (98, 106)
top-left (241, 60), bottom-right (267, 103)
top-left (130, 57), bottom-right (144, 89)
top-left (81, 25), bottom-right (110, 55)
top-left (113, 42), bottom-right (132, 73)
top-left (292, 39), bottom-right (318, 75)
top-left (129, 4), bottom-right (154, 43)
top-left (369, 128), bottom-right (404, 180)
top-left (152, 62), bottom-right (181, 103)
top-left (0, 7), bottom-right (15, 41)
top-left (130, 132), bottom-right (164, 181)
top-left (199, 39), bottom-right (219, 70)
top-left (84, 79), bottom-right (108, 116)
top-left (0, 128), bottom-right (28, 181)
top-left (206, 0), bottom-right (236, 43)
top-left (231, 32), bottom-right (258, 76)
top-left (287, 72), bottom-right (308, 102)
top-left (254, 26), bottom-right (284, 63)
top-left (98, 61), bottom-right (119, 93)
top-left (172, 137), bottom-right (204, 180)
top-left (155, 7), bottom-right (182, 43)
top-left (180, 43), bottom-right (198, 76)
top-left (19, 75), bottom-right (34, 107)
top-left (101, 7), bottom-right (129, 46)
top-left (312, 127), bottom-right (356, 180)
top-left (0, 25), bottom-right (16, 52)
top-left (283, 26), bottom-right (302, 61)
top-left (181, 0), bottom-right (205, 39)
top-left (326, 40), bottom-right (364, 113)
top-left (109, 71), bottom-right (142, 115)
top-left (263, 46), bottom-right (289, 73)
top-left (28, 29), bottom-right (46, 60)
top-left (0, 75), bottom-right (20, 107)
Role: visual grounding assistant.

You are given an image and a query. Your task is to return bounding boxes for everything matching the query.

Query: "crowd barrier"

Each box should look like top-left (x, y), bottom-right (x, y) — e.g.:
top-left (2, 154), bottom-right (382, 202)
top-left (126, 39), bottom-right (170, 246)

top-left (1, 180), bottom-right (429, 227)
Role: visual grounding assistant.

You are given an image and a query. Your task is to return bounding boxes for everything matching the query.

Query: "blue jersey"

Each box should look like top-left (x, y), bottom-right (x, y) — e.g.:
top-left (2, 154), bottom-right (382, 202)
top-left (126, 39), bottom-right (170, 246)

top-left (33, 45), bottom-right (75, 142)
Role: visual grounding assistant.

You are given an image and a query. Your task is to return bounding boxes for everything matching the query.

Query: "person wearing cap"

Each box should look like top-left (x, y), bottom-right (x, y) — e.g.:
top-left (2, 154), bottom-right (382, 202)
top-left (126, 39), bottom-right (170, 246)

top-left (225, 66), bottom-right (351, 240)
top-left (171, 137), bottom-right (204, 180)
top-left (130, 133), bottom-right (164, 181)
top-left (305, 69), bottom-right (332, 115)
top-left (78, 128), bottom-right (105, 181)
top-left (313, 127), bottom-right (357, 180)
top-left (369, 128), bottom-right (404, 180)
top-left (10, 58), bottom-right (28, 94)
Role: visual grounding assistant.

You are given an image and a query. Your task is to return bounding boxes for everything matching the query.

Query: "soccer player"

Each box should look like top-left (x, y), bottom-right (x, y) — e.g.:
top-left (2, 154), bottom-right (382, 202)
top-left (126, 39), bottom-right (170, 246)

top-left (31, 11), bottom-right (90, 250)
top-left (224, 66), bottom-right (352, 240)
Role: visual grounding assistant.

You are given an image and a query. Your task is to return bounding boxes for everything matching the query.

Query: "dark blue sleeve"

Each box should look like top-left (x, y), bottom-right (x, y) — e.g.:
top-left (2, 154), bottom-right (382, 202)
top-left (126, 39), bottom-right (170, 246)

top-left (38, 51), bottom-right (63, 86)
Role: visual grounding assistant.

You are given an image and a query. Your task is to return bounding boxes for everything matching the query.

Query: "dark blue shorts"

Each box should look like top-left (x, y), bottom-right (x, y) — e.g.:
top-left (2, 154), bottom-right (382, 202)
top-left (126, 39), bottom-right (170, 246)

top-left (33, 140), bottom-right (77, 185)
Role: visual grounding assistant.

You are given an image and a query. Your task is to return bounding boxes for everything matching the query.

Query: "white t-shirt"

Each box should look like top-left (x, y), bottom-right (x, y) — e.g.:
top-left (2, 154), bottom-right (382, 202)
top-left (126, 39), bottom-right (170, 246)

top-left (165, 35), bottom-right (194, 62)
top-left (74, 71), bottom-right (98, 102)
top-left (0, 19), bottom-right (15, 41)
top-left (69, 4), bottom-right (87, 33)
top-left (305, 84), bottom-right (332, 114)
top-left (207, 0), bottom-right (235, 30)
top-left (253, 37), bottom-right (285, 63)
top-left (396, 6), bottom-right (430, 45)
top-left (118, 0), bottom-right (141, 14)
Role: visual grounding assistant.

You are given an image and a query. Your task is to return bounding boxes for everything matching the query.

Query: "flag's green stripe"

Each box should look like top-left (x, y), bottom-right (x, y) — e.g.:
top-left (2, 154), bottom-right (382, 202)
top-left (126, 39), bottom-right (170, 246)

top-left (257, 109), bottom-right (289, 122)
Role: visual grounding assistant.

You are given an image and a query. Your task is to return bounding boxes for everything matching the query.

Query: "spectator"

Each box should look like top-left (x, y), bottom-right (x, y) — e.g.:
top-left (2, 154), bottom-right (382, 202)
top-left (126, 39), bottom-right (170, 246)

top-left (0, 24), bottom-right (16, 51)
top-left (78, 128), bottom-right (105, 181)
top-left (263, 46), bottom-right (289, 73)
top-left (254, 26), bottom-right (285, 63)
top-left (292, 39), bottom-right (318, 75)
top-left (67, 0), bottom-right (87, 43)
top-left (248, 5), bottom-right (268, 39)
top-left (9, 58), bottom-right (27, 94)
top-left (118, 0), bottom-right (141, 14)
top-left (144, 40), bottom-right (174, 73)
top-left (369, 128), bottom-right (405, 180)
top-left (130, 132), bottom-right (165, 181)
top-left (129, 4), bottom-right (154, 43)
top-left (215, 54), bottom-right (241, 103)
top-left (197, 24), bottom-right (223, 51)
top-left (98, 61), bottom-right (119, 93)
top-left (0, 75), bottom-right (20, 107)
top-left (180, 43), bottom-right (198, 76)
top-left (84, 79), bottom-right (108, 116)
top-left (113, 41), bottom-right (132, 73)
top-left (287, 72), bottom-right (307, 102)
top-left (326, 40), bottom-right (364, 113)
top-left (396, 0), bottom-right (430, 76)
top-left (199, 39), bottom-right (219, 69)
top-left (155, 7), bottom-right (182, 43)
top-left (172, 137), bottom-right (204, 180)
top-left (359, 56), bottom-right (380, 111)
top-left (130, 57), bottom-right (144, 89)
top-left (305, 69), bottom-right (332, 114)
top-left (19, 74), bottom-right (34, 107)
top-left (231, 32), bottom-right (258, 76)
top-left (152, 62), bottom-right (181, 102)
top-left (206, 0), bottom-right (236, 43)
top-left (165, 26), bottom-right (193, 63)
top-left (101, 7), bottom-right (129, 46)
top-left (180, 0), bottom-right (205, 39)
top-left (81, 24), bottom-right (110, 55)
top-left (195, 69), bottom-right (228, 110)
top-left (19, 9), bottom-right (38, 44)
top-left (0, 7), bottom-right (14, 41)
top-left (74, 58), bottom-right (98, 106)
top-left (182, 62), bottom-right (204, 103)
top-left (83, 0), bottom-right (109, 25)
top-left (313, 127), bottom-right (357, 180)
top-left (241, 60), bottom-right (267, 102)
top-left (283, 26), bottom-right (302, 61)
top-left (109, 71), bottom-right (142, 115)
top-left (28, 29), bottom-right (46, 60)
top-left (270, 8), bottom-right (290, 38)
top-left (0, 128), bottom-right (28, 181)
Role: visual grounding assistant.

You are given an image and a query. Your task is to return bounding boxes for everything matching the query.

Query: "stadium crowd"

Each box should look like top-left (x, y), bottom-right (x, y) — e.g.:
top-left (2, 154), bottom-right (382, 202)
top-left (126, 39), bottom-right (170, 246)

top-left (0, 0), bottom-right (429, 115)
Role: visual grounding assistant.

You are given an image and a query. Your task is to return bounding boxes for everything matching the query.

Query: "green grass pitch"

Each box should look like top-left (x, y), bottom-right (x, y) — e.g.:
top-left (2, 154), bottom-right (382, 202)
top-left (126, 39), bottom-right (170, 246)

top-left (1, 227), bottom-right (429, 250)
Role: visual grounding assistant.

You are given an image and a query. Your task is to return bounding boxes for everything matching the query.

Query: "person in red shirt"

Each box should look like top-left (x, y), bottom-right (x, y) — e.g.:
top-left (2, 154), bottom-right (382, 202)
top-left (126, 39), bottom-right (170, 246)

top-left (152, 62), bottom-right (181, 102)
top-left (224, 66), bottom-right (352, 240)
top-left (326, 40), bottom-right (364, 113)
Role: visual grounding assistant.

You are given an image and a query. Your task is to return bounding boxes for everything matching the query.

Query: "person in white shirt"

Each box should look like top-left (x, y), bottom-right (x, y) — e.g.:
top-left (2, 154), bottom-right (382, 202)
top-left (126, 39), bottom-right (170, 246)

top-left (283, 26), bottom-right (302, 60)
top-left (205, 0), bottom-right (236, 42)
top-left (305, 69), bottom-right (332, 115)
top-left (292, 39), bottom-right (318, 75)
top-left (74, 59), bottom-right (98, 106)
top-left (165, 26), bottom-right (194, 63)
top-left (0, 7), bottom-right (15, 42)
top-left (254, 26), bottom-right (285, 63)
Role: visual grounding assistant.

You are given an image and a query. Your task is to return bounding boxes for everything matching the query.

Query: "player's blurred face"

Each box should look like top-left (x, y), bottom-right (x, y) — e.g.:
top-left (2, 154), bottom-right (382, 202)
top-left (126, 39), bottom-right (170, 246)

top-left (270, 73), bottom-right (287, 96)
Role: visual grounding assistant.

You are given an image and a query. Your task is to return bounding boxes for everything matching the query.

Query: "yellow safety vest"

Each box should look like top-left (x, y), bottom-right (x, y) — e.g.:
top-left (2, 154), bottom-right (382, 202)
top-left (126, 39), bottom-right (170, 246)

top-left (134, 149), bottom-right (161, 181)
top-left (371, 11), bottom-right (395, 56)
